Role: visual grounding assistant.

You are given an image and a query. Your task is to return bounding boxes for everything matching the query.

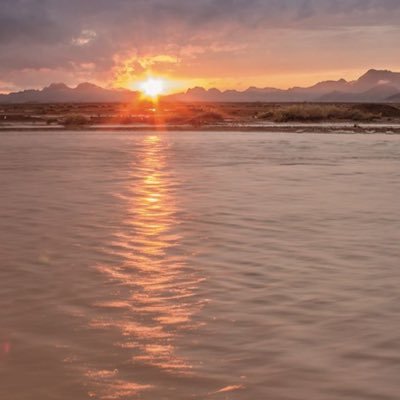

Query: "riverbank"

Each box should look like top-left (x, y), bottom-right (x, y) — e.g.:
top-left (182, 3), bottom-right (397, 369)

top-left (1, 121), bottom-right (400, 134)
top-left (1, 101), bottom-right (400, 134)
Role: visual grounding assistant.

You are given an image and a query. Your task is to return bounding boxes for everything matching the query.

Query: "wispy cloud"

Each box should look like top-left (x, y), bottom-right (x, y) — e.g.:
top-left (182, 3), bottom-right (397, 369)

top-left (72, 30), bottom-right (97, 46)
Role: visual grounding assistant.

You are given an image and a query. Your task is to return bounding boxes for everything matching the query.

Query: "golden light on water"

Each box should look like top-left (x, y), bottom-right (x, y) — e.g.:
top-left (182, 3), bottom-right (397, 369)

top-left (85, 134), bottom-right (204, 397)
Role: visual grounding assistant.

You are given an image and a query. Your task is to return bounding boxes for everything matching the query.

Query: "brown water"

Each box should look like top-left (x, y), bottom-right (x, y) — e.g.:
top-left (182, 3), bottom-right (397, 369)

top-left (1, 131), bottom-right (400, 400)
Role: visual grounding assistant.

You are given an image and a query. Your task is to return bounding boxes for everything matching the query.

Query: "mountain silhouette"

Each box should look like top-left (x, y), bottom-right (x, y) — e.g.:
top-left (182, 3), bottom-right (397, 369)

top-left (0, 83), bottom-right (139, 103)
top-left (167, 69), bottom-right (400, 103)
top-left (353, 69), bottom-right (400, 91)
top-left (1, 70), bottom-right (400, 103)
top-left (387, 92), bottom-right (400, 102)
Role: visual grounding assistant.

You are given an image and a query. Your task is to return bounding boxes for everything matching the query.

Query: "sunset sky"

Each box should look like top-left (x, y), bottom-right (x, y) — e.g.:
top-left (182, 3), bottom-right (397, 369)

top-left (1, 0), bottom-right (400, 94)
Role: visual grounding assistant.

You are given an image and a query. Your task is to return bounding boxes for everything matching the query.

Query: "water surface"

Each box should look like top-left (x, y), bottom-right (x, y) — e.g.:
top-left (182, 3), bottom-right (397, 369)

top-left (1, 131), bottom-right (400, 400)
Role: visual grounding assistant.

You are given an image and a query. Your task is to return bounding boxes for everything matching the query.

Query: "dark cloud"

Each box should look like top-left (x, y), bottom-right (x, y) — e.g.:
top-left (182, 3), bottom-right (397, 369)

top-left (0, 0), bottom-right (75, 44)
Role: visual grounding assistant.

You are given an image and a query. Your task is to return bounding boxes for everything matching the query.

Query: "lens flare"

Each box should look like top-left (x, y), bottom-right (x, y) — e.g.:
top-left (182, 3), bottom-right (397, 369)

top-left (139, 78), bottom-right (165, 99)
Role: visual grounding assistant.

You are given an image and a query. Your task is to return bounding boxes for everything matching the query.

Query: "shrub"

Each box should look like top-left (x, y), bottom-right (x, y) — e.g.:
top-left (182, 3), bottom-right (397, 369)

top-left (259, 104), bottom-right (375, 122)
top-left (46, 117), bottom-right (58, 125)
top-left (188, 111), bottom-right (225, 126)
top-left (352, 104), bottom-right (400, 118)
top-left (61, 114), bottom-right (91, 127)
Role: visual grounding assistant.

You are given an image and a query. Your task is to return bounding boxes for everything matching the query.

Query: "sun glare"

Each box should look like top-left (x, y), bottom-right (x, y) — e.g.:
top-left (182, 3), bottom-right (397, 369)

top-left (139, 78), bottom-right (165, 99)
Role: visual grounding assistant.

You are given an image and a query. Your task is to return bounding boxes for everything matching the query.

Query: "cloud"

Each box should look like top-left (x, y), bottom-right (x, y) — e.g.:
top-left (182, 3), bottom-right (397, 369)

top-left (111, 52), bottom-right (181, 87)
top-left (1, 0), bottom-right (400, 90)
top-left (72, 30), bottom-right (97, 46)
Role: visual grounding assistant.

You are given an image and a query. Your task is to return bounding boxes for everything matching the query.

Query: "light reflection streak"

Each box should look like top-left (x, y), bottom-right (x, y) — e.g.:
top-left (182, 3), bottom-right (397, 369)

top-left (1, 341), bottom-right (11, 358)
top-left (88, 134), bottom-right (203, 398)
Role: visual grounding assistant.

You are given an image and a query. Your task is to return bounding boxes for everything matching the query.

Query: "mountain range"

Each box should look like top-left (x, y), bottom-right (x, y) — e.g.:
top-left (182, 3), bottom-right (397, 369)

top-left (168, 69), bottom-right (400, 103)
top-left (0, 83), bottom-right (139, 103)
top-left (1, 69), bottom-right (400, 103)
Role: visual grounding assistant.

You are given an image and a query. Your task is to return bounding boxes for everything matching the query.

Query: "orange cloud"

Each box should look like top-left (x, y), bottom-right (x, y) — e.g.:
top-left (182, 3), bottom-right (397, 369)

top-left (111, 52), bottom-right (181, 89)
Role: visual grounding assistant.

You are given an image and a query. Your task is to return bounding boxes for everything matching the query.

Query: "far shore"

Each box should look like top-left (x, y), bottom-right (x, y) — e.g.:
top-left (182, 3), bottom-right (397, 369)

top-left (1, 102), bottom-right (400, 134)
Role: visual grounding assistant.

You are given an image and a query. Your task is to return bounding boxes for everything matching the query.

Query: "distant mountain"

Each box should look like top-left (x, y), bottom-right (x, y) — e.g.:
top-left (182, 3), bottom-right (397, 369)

top-left (1, 69), bottom-right (400, 103)
top-left (351, 69), bottom-right (400, 92)
top-left (167, 69), bottom-right (400, 103)
top-left (318, 84), bottom-right (400, 103)
top-left (0, 83), bottom-right (139, 103)
top-left (317, 70), bottom-right (400, 102)
top-left (387, 93), bottom-right (400, 103)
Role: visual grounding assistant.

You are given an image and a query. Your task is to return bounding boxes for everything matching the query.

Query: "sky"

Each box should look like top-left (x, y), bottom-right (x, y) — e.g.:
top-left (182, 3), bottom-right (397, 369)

top-left (1, 0), bottom-right (400, 93)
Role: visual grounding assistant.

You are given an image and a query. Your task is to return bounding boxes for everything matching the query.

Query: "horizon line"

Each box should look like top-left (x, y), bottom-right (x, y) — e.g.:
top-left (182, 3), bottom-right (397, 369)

top-left (1, 68), bottom-right (399, 97)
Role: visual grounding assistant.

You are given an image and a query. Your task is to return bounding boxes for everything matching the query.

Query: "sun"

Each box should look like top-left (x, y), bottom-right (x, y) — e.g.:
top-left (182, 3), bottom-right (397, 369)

top-left (139, 78), bottom-right (165, 99)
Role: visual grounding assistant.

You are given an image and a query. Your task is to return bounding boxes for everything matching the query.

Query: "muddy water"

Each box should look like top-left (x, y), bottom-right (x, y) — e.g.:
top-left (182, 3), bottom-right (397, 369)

top-left (1, 131), bottom-right (400, 400)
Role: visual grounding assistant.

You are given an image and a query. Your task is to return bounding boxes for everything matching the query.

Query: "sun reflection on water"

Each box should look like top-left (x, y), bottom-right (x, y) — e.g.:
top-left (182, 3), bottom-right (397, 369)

top-left (87, 134), bottom-right (203, 398)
